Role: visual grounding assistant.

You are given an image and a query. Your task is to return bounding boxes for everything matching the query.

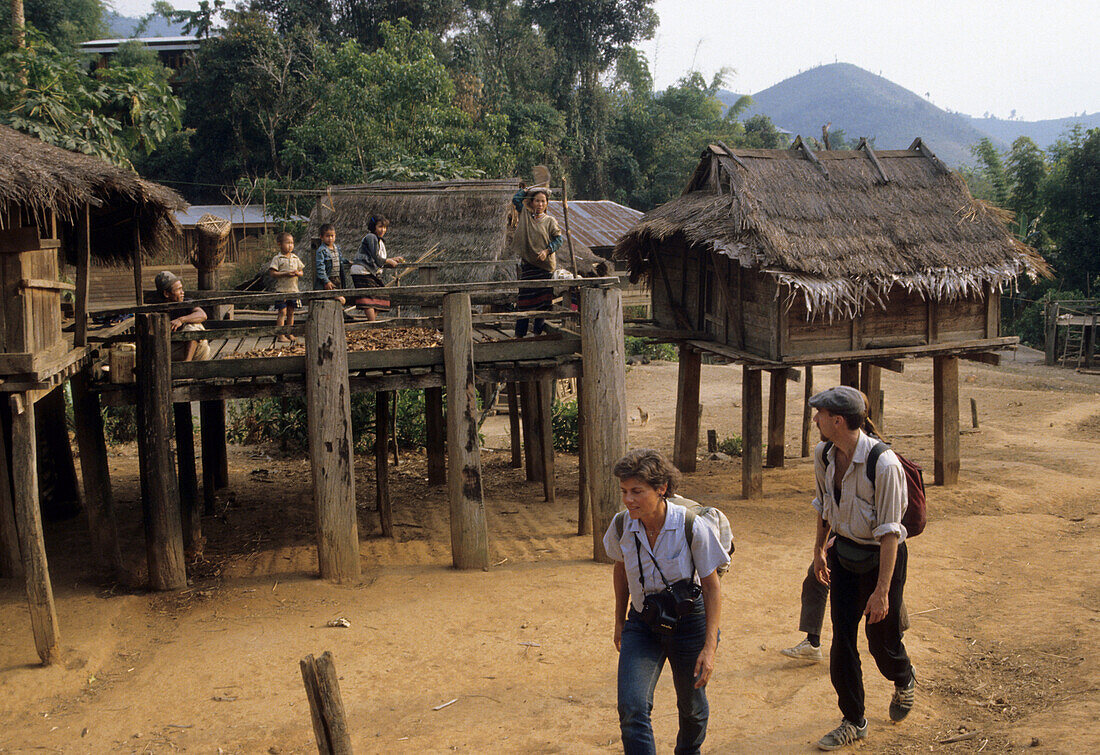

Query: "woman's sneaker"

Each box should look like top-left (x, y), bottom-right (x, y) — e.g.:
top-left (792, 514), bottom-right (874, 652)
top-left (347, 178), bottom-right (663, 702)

top-left (780, 638), bottom-right (823, 662)
top-left (817, 718), bottom-right (868, 750)
top-left (890, 670), bottom-right (916, 722)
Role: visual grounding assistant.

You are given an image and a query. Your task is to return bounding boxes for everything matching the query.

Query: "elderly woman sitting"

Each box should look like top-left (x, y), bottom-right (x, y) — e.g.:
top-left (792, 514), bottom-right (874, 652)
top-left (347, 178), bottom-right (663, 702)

top-left (154, 271), bottom-right (209, 362)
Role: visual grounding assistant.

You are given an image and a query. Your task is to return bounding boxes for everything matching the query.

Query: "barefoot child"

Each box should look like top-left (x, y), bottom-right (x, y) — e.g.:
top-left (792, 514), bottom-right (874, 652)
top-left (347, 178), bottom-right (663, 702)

top-left (268, 231), bottom-right (304, 342)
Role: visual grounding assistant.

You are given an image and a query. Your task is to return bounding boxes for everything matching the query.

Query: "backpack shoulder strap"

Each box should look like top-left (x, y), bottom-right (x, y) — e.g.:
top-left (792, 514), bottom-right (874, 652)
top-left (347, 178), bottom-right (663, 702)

top-left (865, 441), bottom-right (889, 486)
top-left (684, 507), bottom-right (696, 549)
top-left (614, 510), bottom-right (627, 540)
top-left (821, 440), bottom-right (834, 464)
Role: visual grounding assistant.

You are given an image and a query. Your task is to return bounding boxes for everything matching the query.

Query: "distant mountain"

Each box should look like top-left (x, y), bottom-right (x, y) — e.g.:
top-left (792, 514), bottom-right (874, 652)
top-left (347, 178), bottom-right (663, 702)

top-left (104, 12), bottom-right (185, 38)
top-left (965, 112), bottom-right (1100, 149)
top-left (717, 63), bottom-right (1098, 167)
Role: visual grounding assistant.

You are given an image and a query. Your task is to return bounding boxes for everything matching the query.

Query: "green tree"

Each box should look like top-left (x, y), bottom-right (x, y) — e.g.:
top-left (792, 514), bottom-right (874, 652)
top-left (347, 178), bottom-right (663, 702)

top-left (0, 36), bottom-right (181, 166)
top-left (1006, 136), bottom-right (1047, 242)
top-left (969, 137), bottom-right (1010, 206)
top-left (281, 19), bottom-right (511, 185)
top-left (0, 0), bottom-right (105, 49)
top-left (1042, 127), bottom-right (1100, 291)
top-left (523, 0), bottom-right (658, 197)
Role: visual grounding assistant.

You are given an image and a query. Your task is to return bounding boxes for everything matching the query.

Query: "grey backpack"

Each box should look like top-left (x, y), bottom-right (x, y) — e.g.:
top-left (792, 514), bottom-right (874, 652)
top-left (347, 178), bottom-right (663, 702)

top-left (613, 494), bottom-right (734, 577)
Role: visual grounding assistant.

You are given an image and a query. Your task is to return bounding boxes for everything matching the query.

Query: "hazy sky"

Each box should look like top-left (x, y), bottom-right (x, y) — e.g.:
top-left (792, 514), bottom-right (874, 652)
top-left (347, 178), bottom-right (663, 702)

top-left (112, 0), bottom-right (1098, 121)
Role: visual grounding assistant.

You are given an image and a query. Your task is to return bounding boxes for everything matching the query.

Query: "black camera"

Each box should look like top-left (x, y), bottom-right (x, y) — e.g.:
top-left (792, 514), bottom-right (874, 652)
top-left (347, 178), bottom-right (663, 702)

top-left (640, 580), bottom-right (701, 635)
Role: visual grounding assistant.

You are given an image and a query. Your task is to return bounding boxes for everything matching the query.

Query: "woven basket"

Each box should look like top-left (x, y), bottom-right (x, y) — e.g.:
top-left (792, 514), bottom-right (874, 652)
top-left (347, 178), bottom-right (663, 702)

top-left (190, 213), bottom-right (232, 271)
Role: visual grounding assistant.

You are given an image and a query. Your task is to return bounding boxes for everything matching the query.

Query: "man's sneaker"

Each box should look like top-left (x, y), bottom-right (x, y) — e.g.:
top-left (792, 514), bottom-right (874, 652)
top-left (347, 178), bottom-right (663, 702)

top-left (889, 670), bottom-right (916, 722)
top-left (780, 638), bottom-right (823, 662)
top-left (817, 718), bottom-right (868, 751)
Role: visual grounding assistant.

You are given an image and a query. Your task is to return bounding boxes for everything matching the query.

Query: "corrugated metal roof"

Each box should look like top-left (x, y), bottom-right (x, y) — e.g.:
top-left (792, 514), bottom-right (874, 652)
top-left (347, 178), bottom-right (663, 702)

top-left (174, 205), bottom-right (306, 228)
top-left (546, 200), bottom-right (642, 250)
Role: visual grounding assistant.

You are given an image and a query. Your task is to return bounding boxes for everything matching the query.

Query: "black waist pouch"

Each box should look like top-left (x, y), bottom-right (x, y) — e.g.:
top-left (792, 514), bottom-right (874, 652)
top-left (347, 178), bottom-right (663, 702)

top-left (833, 536), bottom-right (880, 574)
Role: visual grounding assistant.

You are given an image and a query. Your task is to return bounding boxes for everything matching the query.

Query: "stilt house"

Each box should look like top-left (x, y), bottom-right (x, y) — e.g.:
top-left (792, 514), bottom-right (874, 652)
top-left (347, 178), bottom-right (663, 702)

top-left (615, 138), bottom-right (1048, 495)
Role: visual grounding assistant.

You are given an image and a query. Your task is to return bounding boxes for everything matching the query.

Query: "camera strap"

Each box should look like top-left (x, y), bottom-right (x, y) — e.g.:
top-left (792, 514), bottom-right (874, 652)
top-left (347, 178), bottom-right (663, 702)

top-left (633, 533), bottom-right (674, 594)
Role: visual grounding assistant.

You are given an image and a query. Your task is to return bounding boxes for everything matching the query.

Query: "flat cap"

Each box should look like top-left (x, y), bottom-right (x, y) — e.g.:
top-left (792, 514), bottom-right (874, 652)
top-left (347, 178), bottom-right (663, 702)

top-left (808, 385), bottom-right (866, 416)
top-left (154, 270), bottom-right (180, 293)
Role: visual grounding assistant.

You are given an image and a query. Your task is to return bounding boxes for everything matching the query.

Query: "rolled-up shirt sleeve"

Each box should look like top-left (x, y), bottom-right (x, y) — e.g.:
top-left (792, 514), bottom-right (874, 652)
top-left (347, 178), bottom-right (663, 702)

top-left (872, 450), bottom-right (908, 542)
top-left (603, 519), bottom-right (625, 562)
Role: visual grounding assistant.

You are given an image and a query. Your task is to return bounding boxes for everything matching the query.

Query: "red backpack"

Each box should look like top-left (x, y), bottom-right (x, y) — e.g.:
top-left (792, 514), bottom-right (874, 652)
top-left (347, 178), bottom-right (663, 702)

top-left (823, 440), bottom-right (927, 537)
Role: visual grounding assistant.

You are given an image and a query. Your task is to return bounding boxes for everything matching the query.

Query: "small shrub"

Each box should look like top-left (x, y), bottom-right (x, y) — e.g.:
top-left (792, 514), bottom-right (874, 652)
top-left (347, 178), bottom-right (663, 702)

top-left (717, 434), bottom-right (743, 457)
top-left (551, 399), bottom-right (579, 452)
top-left (101, 405), bottom-right (138, 445)
top-left (624, 336), bottom-right (678, 362)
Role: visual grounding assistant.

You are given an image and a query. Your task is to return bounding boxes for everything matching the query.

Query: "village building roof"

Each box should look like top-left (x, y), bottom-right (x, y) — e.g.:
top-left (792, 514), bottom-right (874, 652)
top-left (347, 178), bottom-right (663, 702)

top-left (615, 139), bottom-right (1048, 319)
top-left (307, 179), bottom-right (609, 284)
top-left (175, 205), bottom-right (307, 229)
top-left (546, 200), bottom-right (642, 253)
top-left (0, 124), bottom-right (186, 262)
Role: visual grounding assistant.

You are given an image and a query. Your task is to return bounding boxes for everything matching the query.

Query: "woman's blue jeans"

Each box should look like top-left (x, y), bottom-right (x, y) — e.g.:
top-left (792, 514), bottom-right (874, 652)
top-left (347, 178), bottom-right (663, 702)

top-left (617, 599), bottom-right (710, 755)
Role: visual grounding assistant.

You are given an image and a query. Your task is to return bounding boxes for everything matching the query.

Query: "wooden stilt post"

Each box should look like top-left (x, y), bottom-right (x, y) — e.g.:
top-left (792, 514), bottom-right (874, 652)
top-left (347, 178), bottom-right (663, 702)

top-left (0, 402), bottom-right (21, 577)
top-left (173, 402), bottom-right (201, 552)
top-left (306, 301), bottom-right (360, 583)
top-left (10, 394), bottom-right (60, 664)
top-left (442, 293), bottom-right (489, 570)
top-left (741, 367), bottom-right (763, 499)
top-left (537, 379), bottom-right (555, 503)
top-left (74, 202), bottom-right (91, 348)
top-left (861, 363), bottom-right (882, 428)
top-left (425, 387), bottom-right (446, 486)
top-left (839, 361), bottom-right (860, 389)
top-left (70, 373), bottom-right (123, 576)
top-left (576, 378), bottom-right (590, 536)
top-left (506, 382), bottom-right (522, 469)
top-left (766, 368), bottom-right (788, 468)
top-left (933, 355), bottom-right (960, 486)
top-left (299, 651), bottom-right (353, 755)
top-left (519, 382), bottom-right (543, 482)
top-left (132, 222), bottom-right (143, 307)
top-left (136, 314), bottom-right (187, 591)
top-left (375, 391), bottom-right (394, 537)
top-left (801, 365), bottom-right (814, 458)
top-left (580, 287), bottom-right (627, 562)
top-left (199, 401), bottom-right (227, 514)
top-left (673, 345), bottom-right (702, 473)
top-left (35, 386), bottom-right (83, 520)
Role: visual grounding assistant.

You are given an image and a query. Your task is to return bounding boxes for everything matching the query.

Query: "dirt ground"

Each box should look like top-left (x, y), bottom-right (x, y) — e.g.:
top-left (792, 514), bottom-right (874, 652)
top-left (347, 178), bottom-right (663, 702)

top-left (2, 349), bottom-right (1099, 753)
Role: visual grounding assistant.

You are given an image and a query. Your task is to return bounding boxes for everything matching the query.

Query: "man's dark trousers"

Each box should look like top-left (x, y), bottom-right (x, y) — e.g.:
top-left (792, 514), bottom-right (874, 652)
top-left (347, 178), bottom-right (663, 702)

top-left (827, 541), bottom-right (913, 723)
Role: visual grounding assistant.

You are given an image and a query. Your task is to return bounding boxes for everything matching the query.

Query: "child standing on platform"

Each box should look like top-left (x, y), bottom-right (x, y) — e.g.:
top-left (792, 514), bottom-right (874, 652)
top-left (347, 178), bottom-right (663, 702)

top-left (268, 231), bottom-right (304, 342)
top-left (314, 223), bottom-right (346, 305)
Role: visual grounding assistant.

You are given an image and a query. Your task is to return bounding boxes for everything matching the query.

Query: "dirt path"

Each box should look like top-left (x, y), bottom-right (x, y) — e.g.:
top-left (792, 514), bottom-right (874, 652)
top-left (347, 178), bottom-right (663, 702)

top-left (1, 356), bottom-right (1098, 753)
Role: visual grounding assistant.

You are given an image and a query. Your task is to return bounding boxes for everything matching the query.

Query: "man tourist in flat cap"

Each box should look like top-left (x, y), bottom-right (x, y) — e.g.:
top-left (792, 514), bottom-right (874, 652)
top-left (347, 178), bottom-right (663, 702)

top-left (154, 271), bottom-right (210, 362)
top-left (807, 385), bottom-right (915, 750)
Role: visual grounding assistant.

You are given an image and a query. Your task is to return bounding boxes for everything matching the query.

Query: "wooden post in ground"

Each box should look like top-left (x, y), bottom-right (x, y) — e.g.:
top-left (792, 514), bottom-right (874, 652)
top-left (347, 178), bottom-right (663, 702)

top-left (375, 391), bottom-right (394, 537)
top-left (0, 402), bottom-right (21, 577)
top-left (200, 401), bottom-right (228, 514)
top-left (506, 382), bottom-right (522, 469)
top-left (933, 355), bottom-right (960, 486)
top-left (70, 373), bottom-right (123, 576)
top-left (173, 402), bottom-right (201, 551)
top-left (839, 362), bottom-right (860, 389)
top-left (766, 369), bottom-right (787, 468)
top-left (580, 287), bottom-right (627, 562)
top-left (576, 379), bottom-right (590, 536)
top-left (861, 363), bottom-right (883, 428)
top-left (136, 314), bottom-right (187, 590)
top-left (1087, 315), bottom-right (1097, 369)
top-left (442, 293), bottom-right (489, 570)
top-left (74, 202), bottom-right (91, 348)
top-left (35, 386), bottom-right (83, 520)
top-left (9, 394), bottom-right (60, 664)
top-left (132, 222), bottom-right (143, 308)
top-left (801, 365), bottom-right (814, 457)
top-left (299, 651), bottom-right (353, 755)
top-left (673, 344), bottom-right (701, 473)
top-left (741, 367), bottom-right (763, 499)
top-left (425, 387), bottom-right (446, 486)
top-left (537, 379), bottom-right (555, 503)
top-left (1044, 301), bottom-right (1057, 366)
top-left (305, 301), bottom-right (360, 583)
top-left (519, 382), bottom-right (543, 482)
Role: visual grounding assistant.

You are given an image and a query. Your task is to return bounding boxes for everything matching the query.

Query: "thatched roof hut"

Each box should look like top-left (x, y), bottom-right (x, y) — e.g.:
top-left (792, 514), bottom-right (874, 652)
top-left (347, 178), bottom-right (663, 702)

top-left (0, 124), bottom-right (186, 262)
top-left (616, 139), bottom-right (1047, 323)
top-left (305, 179), bottom-right (609, 286)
